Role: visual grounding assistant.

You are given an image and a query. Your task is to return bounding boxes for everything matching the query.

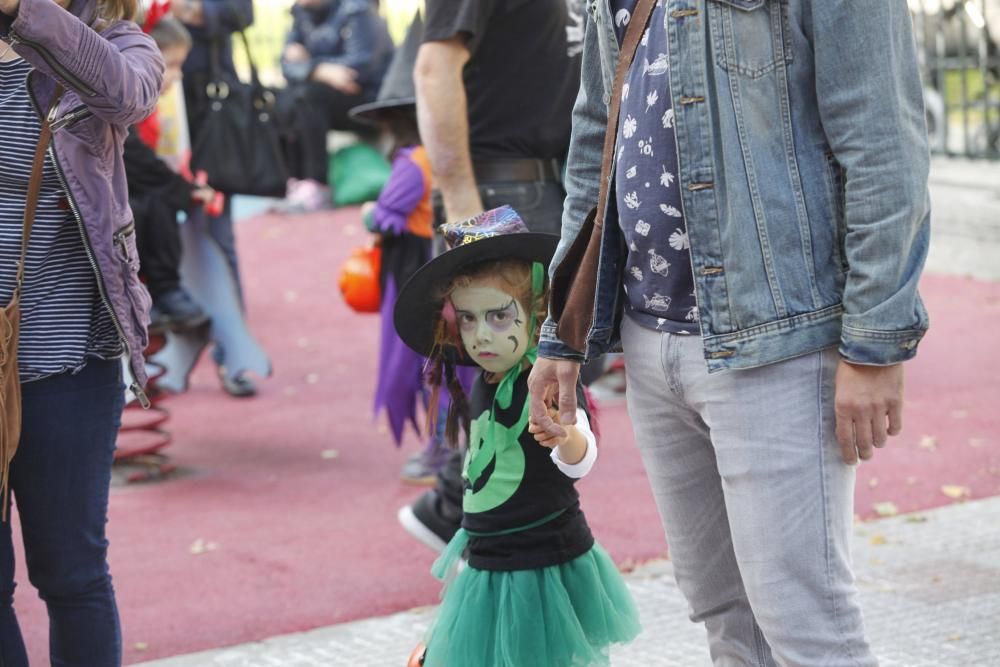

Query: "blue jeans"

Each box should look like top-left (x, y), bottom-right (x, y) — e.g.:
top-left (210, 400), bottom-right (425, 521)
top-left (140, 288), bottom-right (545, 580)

top-left (0, 359), bottom-right (125, 667)
top-left (620, 317), bottom-right (876, 666)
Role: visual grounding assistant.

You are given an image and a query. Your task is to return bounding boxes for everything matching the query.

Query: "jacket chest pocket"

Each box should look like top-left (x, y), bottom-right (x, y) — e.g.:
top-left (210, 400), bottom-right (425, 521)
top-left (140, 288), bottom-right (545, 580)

top-left (707, 0), bottom-right (793, 79)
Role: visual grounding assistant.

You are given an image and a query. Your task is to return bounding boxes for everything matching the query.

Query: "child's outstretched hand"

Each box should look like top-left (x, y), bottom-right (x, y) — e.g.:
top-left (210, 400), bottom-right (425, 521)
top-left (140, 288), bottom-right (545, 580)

top-left (529, 406), bottom-right (568, 449)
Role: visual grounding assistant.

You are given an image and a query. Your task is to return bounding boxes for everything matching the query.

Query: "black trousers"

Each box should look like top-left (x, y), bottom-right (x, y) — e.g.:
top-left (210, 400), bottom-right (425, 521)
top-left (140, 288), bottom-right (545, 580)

top-left (132, 194), bottom-right (182, 299)
top-left (279, 81), bottom-right (374, 183)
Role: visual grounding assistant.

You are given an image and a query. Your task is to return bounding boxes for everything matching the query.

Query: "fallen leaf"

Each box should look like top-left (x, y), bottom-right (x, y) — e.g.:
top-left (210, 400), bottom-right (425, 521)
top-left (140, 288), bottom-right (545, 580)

top-left (904, 515), bottom-right (929, 524)
top-left (189, 538), bottom-right (219, 555)
top-left (134, 643), bottom-right (148, 651)
top-left (869, 558), bottom-right (882, 566)
top-left (870, 535), bottom-right (887, 546)
top-left (931, 576), bottom-right (942, 583)
top-left (320, 449), bottom-right (339, 460)
top-left (918, 435), bottom-right (938, 450)
top-left (868, 477), bottom-right (879, 488)
top-left (950, 410), bottom-right (968, 419)
top-left (941, 485), bottom-right (970, 500)
top-left (947, 634), bottom-right (962, 642)
top-left (873, 501), bottom-right (899, 517)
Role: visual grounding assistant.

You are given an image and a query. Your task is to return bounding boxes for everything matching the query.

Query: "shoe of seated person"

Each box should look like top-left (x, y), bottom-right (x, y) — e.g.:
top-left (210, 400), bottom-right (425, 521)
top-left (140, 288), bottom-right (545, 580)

top-left (284, 178), bottom-right (332, 213)
top-left (151, 288), bottom-right (210, 332)
top-left (397, 489), bottom-right (462, 553)
top-left (218, 367), bottom-right (258, 398)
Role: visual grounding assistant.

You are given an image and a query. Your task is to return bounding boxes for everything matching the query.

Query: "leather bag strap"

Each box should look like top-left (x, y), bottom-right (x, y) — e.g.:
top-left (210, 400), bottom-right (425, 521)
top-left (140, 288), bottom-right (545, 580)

top-left (15, 86), bottom-right (62, 294)
top-left (595, 0), bottom-right (658, 229)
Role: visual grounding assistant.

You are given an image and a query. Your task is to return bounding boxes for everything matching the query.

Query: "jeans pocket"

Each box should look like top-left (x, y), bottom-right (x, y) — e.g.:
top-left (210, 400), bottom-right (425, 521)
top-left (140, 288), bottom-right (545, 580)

top-left (708, 0), bottom-right (793, 79)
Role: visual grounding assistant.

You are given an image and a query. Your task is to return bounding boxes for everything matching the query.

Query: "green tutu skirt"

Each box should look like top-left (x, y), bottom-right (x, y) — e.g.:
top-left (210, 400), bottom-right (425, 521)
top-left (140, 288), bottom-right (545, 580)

top-left (422, 531), bottom-right (641, 667)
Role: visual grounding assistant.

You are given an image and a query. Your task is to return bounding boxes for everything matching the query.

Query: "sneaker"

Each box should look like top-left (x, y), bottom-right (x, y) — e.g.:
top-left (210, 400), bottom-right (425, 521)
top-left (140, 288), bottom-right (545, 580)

top-left (400, 439), bottom-right (451, 486)
top-left (218, 367), bottom-right (258, 398)
top-left (398, 490), bottom-right (461, 553)
top-left (283, 178), bottom-right (331, 213)
top-left (150, 288), bottom-right (210, 332)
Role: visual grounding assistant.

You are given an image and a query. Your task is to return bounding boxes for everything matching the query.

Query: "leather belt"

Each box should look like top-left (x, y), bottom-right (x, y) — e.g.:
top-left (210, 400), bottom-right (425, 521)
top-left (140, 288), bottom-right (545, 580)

top-left (472, 158), bottom-right (563, 184)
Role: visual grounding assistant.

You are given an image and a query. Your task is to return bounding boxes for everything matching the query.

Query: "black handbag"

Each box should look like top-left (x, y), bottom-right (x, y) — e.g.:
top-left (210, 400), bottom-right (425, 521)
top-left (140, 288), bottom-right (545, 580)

top-left (190, 30), bottom-right (290, 198)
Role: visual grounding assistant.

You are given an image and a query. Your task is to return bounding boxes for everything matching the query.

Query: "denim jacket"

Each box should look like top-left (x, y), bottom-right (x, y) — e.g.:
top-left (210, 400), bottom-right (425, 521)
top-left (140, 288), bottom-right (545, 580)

top-left (538, 0), bottom-right (931, 372)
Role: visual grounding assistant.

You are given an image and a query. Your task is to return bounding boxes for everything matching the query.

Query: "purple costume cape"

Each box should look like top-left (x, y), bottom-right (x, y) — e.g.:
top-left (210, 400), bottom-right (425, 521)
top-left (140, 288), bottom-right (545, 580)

top-left (372, 147), bottom-right (432, 445)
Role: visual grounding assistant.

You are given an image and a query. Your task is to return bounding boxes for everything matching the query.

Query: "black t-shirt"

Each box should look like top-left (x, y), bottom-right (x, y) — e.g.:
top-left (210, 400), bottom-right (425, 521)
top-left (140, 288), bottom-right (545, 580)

top-left (462, 371), bottom-right (594, 571)
top-left (423, 0), bottom-right (585, 161)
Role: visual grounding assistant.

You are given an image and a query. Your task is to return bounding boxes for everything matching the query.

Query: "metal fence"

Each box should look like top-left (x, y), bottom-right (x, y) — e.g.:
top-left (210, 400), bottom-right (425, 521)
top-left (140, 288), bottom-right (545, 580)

top-left (910, 0), bottom-right (1000, 159)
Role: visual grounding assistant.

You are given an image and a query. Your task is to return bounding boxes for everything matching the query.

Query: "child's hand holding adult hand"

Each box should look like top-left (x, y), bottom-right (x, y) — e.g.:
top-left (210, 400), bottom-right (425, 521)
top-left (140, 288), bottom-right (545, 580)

top-left (527, 358), bottom-right (579, 440)
top-left (529, 406), bottom-right (568, 449)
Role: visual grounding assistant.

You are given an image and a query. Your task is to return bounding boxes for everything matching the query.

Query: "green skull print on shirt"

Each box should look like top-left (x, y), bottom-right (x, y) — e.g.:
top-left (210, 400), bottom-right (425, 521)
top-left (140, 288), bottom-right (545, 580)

top-left (462, 404), bottom-right (530, 514)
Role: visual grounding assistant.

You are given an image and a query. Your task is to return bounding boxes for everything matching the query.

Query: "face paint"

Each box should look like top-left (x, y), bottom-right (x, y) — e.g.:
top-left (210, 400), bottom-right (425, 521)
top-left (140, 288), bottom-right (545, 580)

top-left (450, 283), bottom-right (531, 375)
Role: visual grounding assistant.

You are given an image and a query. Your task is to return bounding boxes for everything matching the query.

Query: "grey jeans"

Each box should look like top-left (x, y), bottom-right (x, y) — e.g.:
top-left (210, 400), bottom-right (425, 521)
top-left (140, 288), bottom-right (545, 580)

top-left (620, 316), bottom-right (876, 666)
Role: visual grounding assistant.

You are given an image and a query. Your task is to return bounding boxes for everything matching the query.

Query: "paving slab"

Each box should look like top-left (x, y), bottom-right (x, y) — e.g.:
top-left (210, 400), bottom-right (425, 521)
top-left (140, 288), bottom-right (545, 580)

top-left (136, 497), bottom-right (1000, 667)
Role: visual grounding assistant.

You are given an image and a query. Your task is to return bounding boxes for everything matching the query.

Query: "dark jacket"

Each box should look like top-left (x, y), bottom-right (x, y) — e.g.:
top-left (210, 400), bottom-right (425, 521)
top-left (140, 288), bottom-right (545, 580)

top-left (0, 0), bottom-right (165, 398)
top-left (124, 128), bottom-right (195, 212)
top-left (283, 0), bottom-right (393, 91)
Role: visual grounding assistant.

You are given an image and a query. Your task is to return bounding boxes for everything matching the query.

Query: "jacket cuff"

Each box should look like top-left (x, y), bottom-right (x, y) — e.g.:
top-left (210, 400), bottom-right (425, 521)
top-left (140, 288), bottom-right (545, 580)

top-left (539, 319), bottom-right (585, 362)
top-left (839, 324), bottom-right (926, 366)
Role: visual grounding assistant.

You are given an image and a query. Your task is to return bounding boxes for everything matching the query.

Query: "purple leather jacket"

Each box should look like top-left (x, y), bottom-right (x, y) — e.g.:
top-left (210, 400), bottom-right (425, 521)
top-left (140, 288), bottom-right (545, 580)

top-left (0, 0), bottom-right (164, 401)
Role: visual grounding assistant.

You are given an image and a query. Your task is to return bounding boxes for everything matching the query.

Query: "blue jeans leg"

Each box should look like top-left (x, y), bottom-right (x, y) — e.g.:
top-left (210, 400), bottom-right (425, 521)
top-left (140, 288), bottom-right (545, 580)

top-left (5, 359), bottom-right (125, 667)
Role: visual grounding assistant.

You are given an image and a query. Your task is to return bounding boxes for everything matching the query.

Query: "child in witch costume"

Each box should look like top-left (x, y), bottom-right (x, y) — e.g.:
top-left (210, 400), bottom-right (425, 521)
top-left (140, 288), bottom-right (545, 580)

top-left (395, 206), bottom-right (640, 667)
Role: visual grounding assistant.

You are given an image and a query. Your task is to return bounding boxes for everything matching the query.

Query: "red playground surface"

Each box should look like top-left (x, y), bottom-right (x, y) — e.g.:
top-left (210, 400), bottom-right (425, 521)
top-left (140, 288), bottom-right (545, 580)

top-left (9, 207), bottom-right (999, 664)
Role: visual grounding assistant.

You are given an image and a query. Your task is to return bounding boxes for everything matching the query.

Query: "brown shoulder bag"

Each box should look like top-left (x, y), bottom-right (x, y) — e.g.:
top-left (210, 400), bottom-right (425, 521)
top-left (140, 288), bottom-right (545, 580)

top-left (550, 0), bottom-right (658, 353)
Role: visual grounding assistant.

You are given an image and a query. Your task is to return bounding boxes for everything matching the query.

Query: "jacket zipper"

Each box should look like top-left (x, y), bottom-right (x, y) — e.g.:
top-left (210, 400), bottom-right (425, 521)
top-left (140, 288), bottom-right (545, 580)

top-left (50, 104), bottom-right (92, 133)
top-left (26, 73), bottom-right (150, 407)
top-left (7, 29), bottom-right (99, 97)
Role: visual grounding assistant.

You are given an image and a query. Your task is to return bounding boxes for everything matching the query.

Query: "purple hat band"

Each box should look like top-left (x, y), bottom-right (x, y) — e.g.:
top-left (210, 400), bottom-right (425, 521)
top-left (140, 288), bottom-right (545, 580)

top-left (441, 205), bottom-right (530, 249)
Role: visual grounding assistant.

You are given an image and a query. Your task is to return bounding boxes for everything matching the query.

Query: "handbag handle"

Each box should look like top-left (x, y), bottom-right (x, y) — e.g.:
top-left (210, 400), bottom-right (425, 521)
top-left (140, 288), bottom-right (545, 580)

top-left (15, 86), bottom-right (63, 298)
top-left (594, 0), bottom-right (658, 230)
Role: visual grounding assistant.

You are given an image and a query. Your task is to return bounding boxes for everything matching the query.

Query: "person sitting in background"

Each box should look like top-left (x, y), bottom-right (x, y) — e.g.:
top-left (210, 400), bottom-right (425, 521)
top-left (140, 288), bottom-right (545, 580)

top-left (280, 0), bottom-right (393, 212)
top-left (127, 16), bottom-right (213, 332)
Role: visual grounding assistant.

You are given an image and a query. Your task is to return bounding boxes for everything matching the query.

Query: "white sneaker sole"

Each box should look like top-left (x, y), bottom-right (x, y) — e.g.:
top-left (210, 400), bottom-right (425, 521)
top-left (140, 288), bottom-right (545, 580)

top-left (397, 505), bottom-right (447, 553)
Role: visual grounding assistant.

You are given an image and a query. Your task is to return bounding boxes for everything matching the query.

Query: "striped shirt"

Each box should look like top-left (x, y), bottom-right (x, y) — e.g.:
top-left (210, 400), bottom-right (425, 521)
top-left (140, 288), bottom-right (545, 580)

top-left (0, 57), bottom-right (121, 382)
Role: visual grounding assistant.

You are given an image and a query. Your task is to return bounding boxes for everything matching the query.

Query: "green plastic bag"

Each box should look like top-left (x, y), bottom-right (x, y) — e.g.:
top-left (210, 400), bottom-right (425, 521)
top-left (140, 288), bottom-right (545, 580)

top-left (328, 143), bottom-right (392, 208)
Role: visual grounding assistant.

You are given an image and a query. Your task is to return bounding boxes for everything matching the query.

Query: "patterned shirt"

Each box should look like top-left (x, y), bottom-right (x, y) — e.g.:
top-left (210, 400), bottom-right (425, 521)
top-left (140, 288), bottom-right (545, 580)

top-left (612, 0), bottom-right (699, 333)
top-left (0, 58), bottom-right (120, 381)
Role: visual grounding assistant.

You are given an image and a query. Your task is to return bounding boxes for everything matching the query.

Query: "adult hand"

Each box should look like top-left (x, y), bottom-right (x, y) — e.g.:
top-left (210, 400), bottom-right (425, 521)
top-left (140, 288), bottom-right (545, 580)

top-left (527, 357), bottom-right (581, 440)
top-left (834, 360), bottom-right (904, 465)
top-left (0, 0), bottom-right (19, 16)
top-left (191, 185), bottom-right (216, 204)
top-left (172, 0), bottom-right (204, 27)
top-left (283, 42), bottom-right (309, 65)
top-left (311, 62), bottom-right (360, 95)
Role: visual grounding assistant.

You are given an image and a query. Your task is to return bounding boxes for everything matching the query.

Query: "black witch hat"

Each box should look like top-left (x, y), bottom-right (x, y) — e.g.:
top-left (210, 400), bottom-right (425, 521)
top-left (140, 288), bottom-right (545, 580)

top-left (349, 12), bottom-right (423, 125)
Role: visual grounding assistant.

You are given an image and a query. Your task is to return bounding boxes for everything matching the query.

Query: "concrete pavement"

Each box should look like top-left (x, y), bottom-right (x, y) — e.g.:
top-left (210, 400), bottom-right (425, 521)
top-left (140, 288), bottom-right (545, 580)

top-left (136, 497), bottom-right (1000, 667)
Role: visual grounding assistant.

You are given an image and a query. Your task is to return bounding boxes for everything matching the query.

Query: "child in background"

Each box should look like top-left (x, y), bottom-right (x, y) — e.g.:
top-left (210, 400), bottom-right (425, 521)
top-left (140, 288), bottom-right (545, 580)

top-left (126, 15), bottom-right (213, 331)
top-left (351, 15), bottom-right (453, 485)
top-left (395, 207), bottom-right (641, 667)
